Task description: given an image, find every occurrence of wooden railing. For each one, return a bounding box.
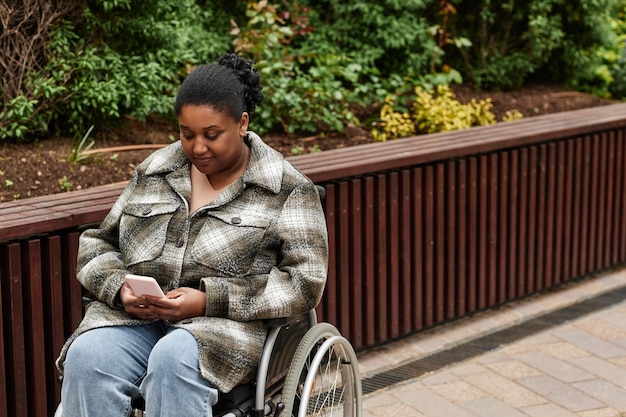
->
[2,102,626,417]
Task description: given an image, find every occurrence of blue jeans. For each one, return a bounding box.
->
[61,322,219,417]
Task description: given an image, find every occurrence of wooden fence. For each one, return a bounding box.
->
[2,102,626,417]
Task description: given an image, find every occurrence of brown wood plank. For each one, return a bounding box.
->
[534,145,547,291]
[613,131,625,263]
[527,147,538,293]
[411,168,424,330]
[517,149,529,297]
[0,245,10,417]
[507,150,519,299]
[42,236,65,406]
[2,243,28,417]
[561,140,575,283]
[579,137,592,275]
[21,239,49,417]
[603,132,615,268]
[64,232,83,332]
[399,170,413,334]
[497,152,508,303]
[363,177,376,345]
[571,138,584,277]
[348,179,364,348]
[424,165,435,326]
[387,172,400,337]
[320,183,336,325]
[544,143,557,288]
[337,181,351,337]
[456,160,468,315]
[552,142,566,285]
[486,154,498,304]
[477,156,489,309]
[445,161,457,319]
[435,163,445,323]
[467,158,479,311]
[375,174,388,340]
[594,134,607,270]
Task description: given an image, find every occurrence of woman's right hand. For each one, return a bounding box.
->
[119,283,159,320]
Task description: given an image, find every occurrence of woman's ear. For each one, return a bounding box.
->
[239,112,249,136]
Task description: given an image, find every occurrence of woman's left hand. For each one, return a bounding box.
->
[142,287,207,322]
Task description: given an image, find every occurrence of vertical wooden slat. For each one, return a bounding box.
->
[553,141,566,285]
[375,174,388,341]
[1,243,28,417]
[561,139,575,283]
[387,172,400,338]
[534,145,547,291]
[497,152,509,303]
[434,164,446,323]
[487,154,498,306]
[21,239,48,417]
[526,147,538,293]
[507,150,519,299]
[594,134,607,270]
[517,149,529,297]
[543,143,557,288]
[337,181,351,338]
[579,137,592,275]
[411,168,424,330]
[445,161,457,319]
[602,133,614,268]
[620,130,626,260]
[571,138,584,278]
[399,170,413,334]
[363,177,376,345]
[319,183,335,325]
[0,246,8,417]
[348,179,364,348]
[613,131,625,263]
[41,236,65,407]
[477,156,488,310]
[467,158,478,312]
[63,232,83,333]
[456,160,468,316]
[424,165,435,326]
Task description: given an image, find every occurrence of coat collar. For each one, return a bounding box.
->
[143,131,284,194]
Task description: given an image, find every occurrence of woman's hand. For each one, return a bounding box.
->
[142,287,207,322]
[119,283,159,320]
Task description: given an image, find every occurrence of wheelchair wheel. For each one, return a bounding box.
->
[281,323,362,417]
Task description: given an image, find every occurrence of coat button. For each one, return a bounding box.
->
[142,208,152,215]
[231,217,242,224]
[175,237,184,247]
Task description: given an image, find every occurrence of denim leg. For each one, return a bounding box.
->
[61,323,165,417]
[141,328,219,417]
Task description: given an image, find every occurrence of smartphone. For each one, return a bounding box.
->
[125,274,165,298]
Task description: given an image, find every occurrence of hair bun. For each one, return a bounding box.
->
[217,53,264,114]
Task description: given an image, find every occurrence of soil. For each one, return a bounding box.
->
[0,83,618,202]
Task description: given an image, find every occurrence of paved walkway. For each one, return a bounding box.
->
[355,267,626,417]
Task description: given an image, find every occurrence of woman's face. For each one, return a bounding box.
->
[178,105,249,180]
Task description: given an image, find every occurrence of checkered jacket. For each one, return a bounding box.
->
[56,132,329,392]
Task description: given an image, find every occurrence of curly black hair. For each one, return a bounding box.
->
[174,53,263,122]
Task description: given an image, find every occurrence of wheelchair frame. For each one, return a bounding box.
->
[56,309,362,417]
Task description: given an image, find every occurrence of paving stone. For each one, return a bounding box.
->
[461,397,529,417]
[461,371,546,408]
[572,379,626,409]
[521,403,578,417]
[365,402,426,417]
[517,375,604,412]
[557,329,626,358]
[514,351,594,383]
[531,341,589,359]
[429,380,488,402]
[565,355,626,387]
[485,359,542,379]
[578,407,622,417]
[394,389,480,417]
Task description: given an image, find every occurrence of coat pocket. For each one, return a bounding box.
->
[120,201,181,266]
[191,211,273,276]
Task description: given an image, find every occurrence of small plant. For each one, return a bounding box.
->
[68,125,97,163]
[58,176,72,192]
[502,109,524,122]
[5,179,14,188]
[371,85,497,141]
[290,146,305,156]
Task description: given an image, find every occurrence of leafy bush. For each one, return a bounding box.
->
[371,86,499,141]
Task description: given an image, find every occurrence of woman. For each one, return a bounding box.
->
[56,53,328,417]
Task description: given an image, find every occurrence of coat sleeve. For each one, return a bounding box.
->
[201,182,329,321]
[75,175,139,308]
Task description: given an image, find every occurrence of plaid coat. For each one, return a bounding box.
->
[56,132,328,392]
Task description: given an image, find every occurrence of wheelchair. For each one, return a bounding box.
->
[55,309,362,417]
